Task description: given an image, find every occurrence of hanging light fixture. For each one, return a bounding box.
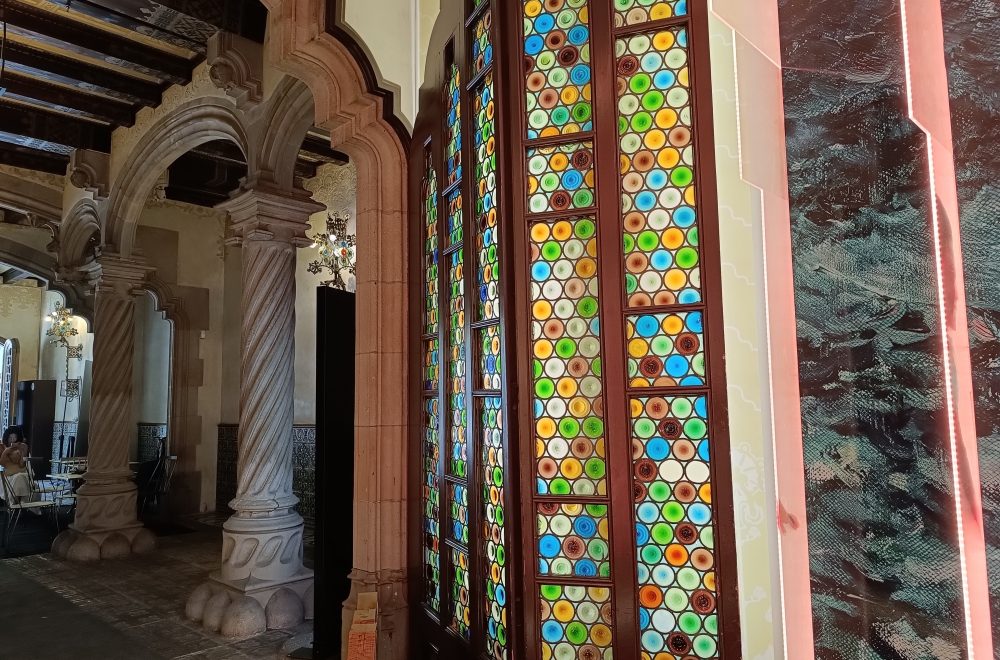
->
[46,302,79,348]
[306,212,356,290]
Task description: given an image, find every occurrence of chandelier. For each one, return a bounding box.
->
[46,302,79,348]
[307,212,356,290]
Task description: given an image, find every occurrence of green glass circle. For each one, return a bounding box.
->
[536,378,555,398]
[651,336,673,356]
[541,172,561,191]
[623,234,635,252]
[642,91,665,111]
[542,241,562,260]
[637,231,660,251]
[677,567,701,590]
[575,219,596,239]
[635,418,657,438]
[693,354,706,376]
[551,107,571,125]
[572,103,592,123]
[588,540,609,560]
[640,544,662,564]
[555,338,577,358]
[583,417,604,439]
[586,504,607,517]
[651,523,673,544]
[671,397,693,417]
[565,622,588,645]
[684,418,707,439]
[665,588,688,611]
[550,478,571,495]
[617,117,629,135]
[676,247,699,269]
[630,73,652,94]
[688,227,699,246]
[559,418,581,437]
[533,359,544,378]
[663,501,685,523]
[578,296,598,317]
[679,612,702,635]
[694,635,717,658]
[671,166,694,187]
[585,458,606,479]
[540,584,562,600]
[704,615,718,635]
[591,358,601,377]
[631,112,653,132]
[625,273,638,293]
[701,526,714,549]
[573,189,594,207]
[649,481,671,502]
[529,109,549,128]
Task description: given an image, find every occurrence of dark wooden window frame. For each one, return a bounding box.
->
[410,1,740,658]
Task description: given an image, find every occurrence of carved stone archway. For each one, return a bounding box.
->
[262,0,411,655]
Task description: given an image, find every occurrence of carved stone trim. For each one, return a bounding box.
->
[69,149,111,198]
[208,32,264,109]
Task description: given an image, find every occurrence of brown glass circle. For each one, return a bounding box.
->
[634,150,655,171]
[579,645,600,660]
[646,398,668,418]
[591,398,604,416]
[543,0,562,10]
[640,356,663,377]
[530,244,540,261]
[565,278,586,296]
[563,535,586,559]
[653,290,677,305]
[567,357,589,377]
[539,600,551,620]
[550,191,571,210]
[618,55,639,76]
[545,30,566,49]
[676,332,700,355]
[524,55,535,75]
[673,439,696,461]
[572,437,594,458]
[539,501,560,515]
[691,589,716,614]
[544,319,564,339]
[527,71,546,91]
[623,172,645,192]
[616,77,628,96]
[674,481,697,503]
[539,458,558,478]
[558,45,579,66]
[635,458,657,482]
[669,126,692,147]
[540,89,560,109]
[691,548,715,570]
[626,253,649,273]
[629,292,652,307]
[633,481,647,502]
[624,212,645,232]
[572,149,593,169]
[600,603,614,624]
[667,633,692,654]
[659,417,682,439]
[675,523,698,544]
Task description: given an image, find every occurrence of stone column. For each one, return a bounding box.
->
[186,184,323,637]
[53,254,156,561]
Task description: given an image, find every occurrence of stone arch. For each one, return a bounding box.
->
[255,75,316,189]
[262,0,410,655]
[0,235,93,323]
[60,199,103,273]
[106,97,252,257]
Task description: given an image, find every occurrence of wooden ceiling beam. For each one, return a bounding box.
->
[0,101,111,151]
[300,134,350,165]
[0,71,134,127]
[46,0,206,52]
[5,1,194,83]
[4,41,164,107]
[0,143,69,176]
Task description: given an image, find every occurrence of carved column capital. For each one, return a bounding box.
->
[95,252,153,297]
[208,31,264,109]
[221,184,325,247]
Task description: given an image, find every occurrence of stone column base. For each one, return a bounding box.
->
[185,569,315,638]
[341,568,409,659]
[51,524,157,561]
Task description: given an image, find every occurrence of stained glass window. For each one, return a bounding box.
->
[481,396,509,658]
[522,0,593,139]
[472,10,494,77]
[527,142,596,214]
[614,0,688,26]
[539,585,614,657]
[446,62,463,186]
[475,73,500,321]
[448,249,468,479]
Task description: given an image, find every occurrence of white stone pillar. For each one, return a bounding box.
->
[52,254,156,561]
[186,185,323,637]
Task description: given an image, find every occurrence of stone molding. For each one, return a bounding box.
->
[68,149,111,199]
[208,32,265,109]
[222,184,325,247]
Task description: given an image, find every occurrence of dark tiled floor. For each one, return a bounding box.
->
[1,530,308,659]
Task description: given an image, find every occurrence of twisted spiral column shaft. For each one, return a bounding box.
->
[232,236,298,514]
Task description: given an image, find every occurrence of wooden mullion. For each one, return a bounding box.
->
[589,0,642,655]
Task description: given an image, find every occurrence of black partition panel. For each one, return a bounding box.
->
[15,379,56,477]
[314,287,356,658]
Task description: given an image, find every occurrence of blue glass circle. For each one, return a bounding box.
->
[689,503,712,525]
[688,311,703,333]
[638,608,651,629]
[539,534,561,558]
[695,395,708,417]
[637,502,659,523]
[542,621,564,643]
[575,560,597,577]
[680,375,703,386]
[674,206,696,227]
[537,477,548,494]
[562,170,583,190]
[573,516,597,538]
[570,64,591,85]
[568,26,589,45]
[534,14,555,33]
[647,169,668,189]
[525,35,544,56]
[654,70,677,89]
[636,315,660,338]
[642,630,665,652]
[665,355,689,378]
[496,585,506,606]
[636,191,657,211]
[532,261,552,281]
[647,438,669,461]
[635,523,650,545]
[697,440,710,461]
[678,289,701,304]
[650,249,673,270]
[533,400,544,417]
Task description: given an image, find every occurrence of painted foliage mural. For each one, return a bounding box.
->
[943,0,1000,639]
[778,0,967,655]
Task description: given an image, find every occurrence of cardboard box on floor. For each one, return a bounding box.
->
[346,592,377,660]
